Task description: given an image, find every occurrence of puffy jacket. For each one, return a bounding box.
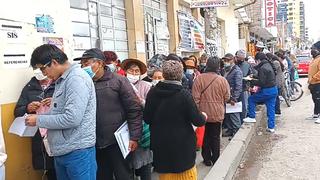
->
[225,65,243,102]
[95,68,143,149]
[14,77,55,170]
[253,60,277,88]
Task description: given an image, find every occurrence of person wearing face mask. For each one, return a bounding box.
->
[15,68,56,180]
[308,41,320,123]
[77,49,143,180]
[151,68,164,86]
[121,58,153,180]
[222,53,243,138]
[103,51,126,76]
[183,58,200,91]
[199,53,208,73]
[14,69,57,180]
[235,50,253,122]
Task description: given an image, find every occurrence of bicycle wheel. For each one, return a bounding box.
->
[290,82,304,101]
[282,86,292,107]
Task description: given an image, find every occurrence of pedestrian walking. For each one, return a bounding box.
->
[244,52,278,133]
[235,50,253,121]
[222,53,243,137]
[122,58,153,180]
[25,44,97,180]
[192,56,230,166]
[308,41,320,122]
[15,69,56,180]
[77,49,143,180]
[144,60,206,180]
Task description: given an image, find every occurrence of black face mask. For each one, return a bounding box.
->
[311,49,320,58]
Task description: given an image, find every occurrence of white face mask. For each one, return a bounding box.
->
[33,69,47,80]
[186,69,195,75]
[127,74,140,84]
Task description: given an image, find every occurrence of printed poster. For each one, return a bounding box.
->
[43,37,64,51]
[36,15,55,33]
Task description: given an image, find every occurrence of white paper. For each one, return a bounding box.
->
[8,116,38,137]
[226,102,243,114]
[114,121,130,158]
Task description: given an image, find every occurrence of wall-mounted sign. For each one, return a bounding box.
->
[35,15,55,33]
[190,0,229,8]
[178,12,205,52]
[265,0,276,27]
[0,22,29,69]
[43,37,64,51]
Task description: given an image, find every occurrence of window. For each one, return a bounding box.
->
[70,0,129,59]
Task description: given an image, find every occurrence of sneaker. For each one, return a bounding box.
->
[315,119,320,124]
[243,117,256,123]
[306,114,319,120]
[266,128,275,133]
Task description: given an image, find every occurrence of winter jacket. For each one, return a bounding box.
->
[192,72,230,123]
[95,68,143,149]
[237,61,253,91]
[225,65,243,102]
[37,64,96,156]
[14,77,55,170]
[308,56,320,85]
[253,60,277,88]
[144,82,205,173]
[273,61,285,88]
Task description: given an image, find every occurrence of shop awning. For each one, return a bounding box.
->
[249,26,274,40]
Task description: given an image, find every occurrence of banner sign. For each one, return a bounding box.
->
[265,0,277,27]
[178,12,205,52]
[190,0,229,8]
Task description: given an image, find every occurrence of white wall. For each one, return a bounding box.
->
[0,0,73,104]
[217,6,240,54]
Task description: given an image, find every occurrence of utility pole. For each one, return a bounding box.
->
[204,7,218,57]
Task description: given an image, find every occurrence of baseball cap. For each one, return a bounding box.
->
[74,48,106,61]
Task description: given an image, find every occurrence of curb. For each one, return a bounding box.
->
[204,106,266,180]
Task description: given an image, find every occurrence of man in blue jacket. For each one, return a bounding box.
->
[25,44,97,180]
[222,53,243,137]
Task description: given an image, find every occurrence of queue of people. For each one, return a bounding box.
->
[16,42,302,180]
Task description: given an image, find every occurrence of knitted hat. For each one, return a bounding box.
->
[163,60,183,81]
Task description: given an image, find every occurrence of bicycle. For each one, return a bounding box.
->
[282,71,304,107]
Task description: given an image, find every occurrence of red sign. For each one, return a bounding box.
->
[265,0,276,27]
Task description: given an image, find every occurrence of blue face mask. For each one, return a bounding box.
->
[106,64,116,72]
[82,66,96,78]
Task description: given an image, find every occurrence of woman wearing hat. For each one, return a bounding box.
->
[183,57,200,91]
[122,59,153,180]
[144,60,206,180]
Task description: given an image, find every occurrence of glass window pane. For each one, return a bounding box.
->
[114,19,126,29]
[71,9,89,23]
[100,16,113,27]
[143,0,152,6]
[72,22,90,36]
[145,7,153,15]
[70,0,88,9]
[152,1,160,9]
[160,3,166,11]
[161,12,167,21]
[153,9,161,18]
[103,40,115,50]
[113,0,125,8]
[113,8,126,19]
[116,51,128,60]
[114,30,127,40]
[102,27,114,39]
[89,2,97,15]
[73,37,91,50]
[99,0,111,4]
[100,4,112,16]
[115,41,128,51]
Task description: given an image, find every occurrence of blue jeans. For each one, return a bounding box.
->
[248,87,278,129]
[54,146,97,180]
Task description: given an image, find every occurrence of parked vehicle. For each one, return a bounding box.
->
[296,55,311,76]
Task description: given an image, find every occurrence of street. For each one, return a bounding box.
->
[234,78,320,180]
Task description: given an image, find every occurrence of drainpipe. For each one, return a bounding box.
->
[234,0,257,11]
